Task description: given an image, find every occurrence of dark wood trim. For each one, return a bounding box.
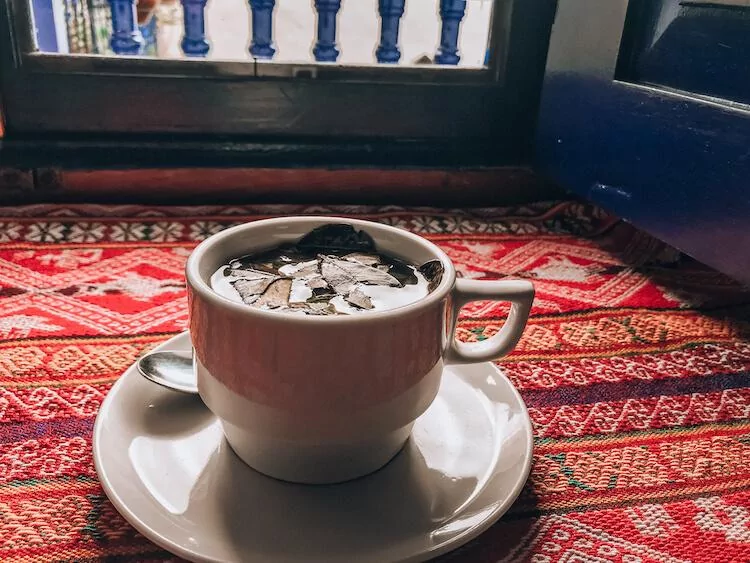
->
[20,52,493,83]
[0,166,563,206]
[3,75,507,138]
[0,135,526,169]
[0,166,31,193]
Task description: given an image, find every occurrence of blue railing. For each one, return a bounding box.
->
[107,0,469,64]
[181,0,210,56]
[109,0,143,54]
[376,0,406,63]
[248,0,276,59]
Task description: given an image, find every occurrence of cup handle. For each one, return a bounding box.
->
[445,278,535,365]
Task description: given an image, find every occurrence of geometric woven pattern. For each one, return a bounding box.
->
[1,200,749,562]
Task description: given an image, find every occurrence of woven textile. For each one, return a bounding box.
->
[1,200,749,562]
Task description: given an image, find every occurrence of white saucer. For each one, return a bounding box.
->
[94,331,533,563]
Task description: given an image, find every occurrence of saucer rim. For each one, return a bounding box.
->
[93,331,534,563]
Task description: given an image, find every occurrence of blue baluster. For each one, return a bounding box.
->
[181,0,210,56]
[248,0,276,59]
[108,0,144,55]
[434,0,466,65]
[376,0,405,63]
[313,0,341,62]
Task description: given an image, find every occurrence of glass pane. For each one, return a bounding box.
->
[617,0,750,106]
[30,0,495,68]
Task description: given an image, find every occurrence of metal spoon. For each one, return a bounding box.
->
[137,350,199,394]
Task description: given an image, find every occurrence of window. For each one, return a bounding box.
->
[0,0,556,167]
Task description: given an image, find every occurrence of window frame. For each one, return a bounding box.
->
[0,0,556,168]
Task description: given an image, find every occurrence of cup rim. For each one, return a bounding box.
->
[185,216,457,324]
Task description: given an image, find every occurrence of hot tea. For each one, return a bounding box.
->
[210,224,444,316]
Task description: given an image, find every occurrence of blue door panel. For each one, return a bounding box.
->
[535,0,750,284]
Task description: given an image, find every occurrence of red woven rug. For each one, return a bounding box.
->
[1,200,749,562]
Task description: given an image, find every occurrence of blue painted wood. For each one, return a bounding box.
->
[180,0,210,56]
[619,2,750,107]
[248,0,276,59]
[31,0,62,52]
[435,0,466,65]
[376,0,405,63]
[536,0,750,284]
[536,74,750,284]
[108,0,144,55]
[313,0,341,62]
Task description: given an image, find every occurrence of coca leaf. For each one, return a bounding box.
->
[343,252,381,266]
[307,285,337,302]
[296,224,376,253]
[418,260,444,292]
[346,288,373,310]
[253,263,283,275]
[279,259,319,279]
[385,258,418,286]
[228,267,278,281]
[230,260,279,276]
[307,275,329,290]
[291,302,336,316]
[320,255,401,294]
[232,278,277,305]
[254,278,293,309]
[249,243,308,270]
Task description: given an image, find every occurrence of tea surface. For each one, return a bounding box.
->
[210,224,444,316]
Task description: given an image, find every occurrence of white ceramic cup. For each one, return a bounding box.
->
[186,217,534,484]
